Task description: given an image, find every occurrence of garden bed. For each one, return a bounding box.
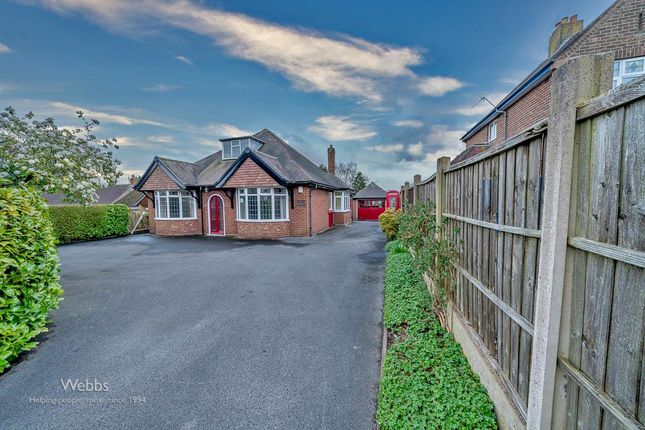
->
[376,241,498,429]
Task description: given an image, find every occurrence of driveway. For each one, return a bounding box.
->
[0,222,386,430]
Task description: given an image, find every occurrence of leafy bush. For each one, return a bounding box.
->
[0,183,63,372]
[377,247,497,430]
[48,204,129,244]
[398,202,458,324]
[379,208,401,241]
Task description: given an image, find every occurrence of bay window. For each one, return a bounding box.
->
[334,191,350,212]
[237,188,288,221]
[155,190,196,219]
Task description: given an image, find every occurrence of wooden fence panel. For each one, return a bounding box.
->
[438,133,545,413]
[399,59,644,430]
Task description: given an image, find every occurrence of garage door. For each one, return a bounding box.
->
[357,199,385,220]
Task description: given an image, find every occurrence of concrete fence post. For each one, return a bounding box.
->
[527,53,613,430]
[413,174,421,205]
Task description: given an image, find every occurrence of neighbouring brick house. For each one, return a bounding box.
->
[135,129,353,239]
[455,0,645,163]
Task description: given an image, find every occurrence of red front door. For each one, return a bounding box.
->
[209,195,224,235]
[328,210,334,228]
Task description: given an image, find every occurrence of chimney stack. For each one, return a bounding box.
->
[129,174,139,186]
[327,145,336,175]
[548,15,583,56]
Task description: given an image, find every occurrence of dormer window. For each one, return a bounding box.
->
[221,137,263,160]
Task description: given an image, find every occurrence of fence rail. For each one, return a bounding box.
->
[400,56,645,429]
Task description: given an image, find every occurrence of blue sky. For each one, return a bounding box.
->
[0,0,610,189]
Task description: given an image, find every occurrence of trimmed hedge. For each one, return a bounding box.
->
[377,241,497,430]
[0,184,63,372]
[48,204,130,244]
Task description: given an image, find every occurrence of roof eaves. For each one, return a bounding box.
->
[134,157,187,190]
[461,62,554,141]
[214,148,288,188]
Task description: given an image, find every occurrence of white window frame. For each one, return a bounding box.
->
[236,187,289,222]
[222,138,263,160]
[488,122,497,142]
[613,56,645,88]
[328,192,333,211]
[333,191,351,212]
[154,190,197,220]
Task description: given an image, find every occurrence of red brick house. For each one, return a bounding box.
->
[135,129,353,239]
[455,0,645,163]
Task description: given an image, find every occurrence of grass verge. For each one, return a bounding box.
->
[376,241,497,429]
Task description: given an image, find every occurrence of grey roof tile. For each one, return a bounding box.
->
[141,128,350,190]
[354,182,386,199]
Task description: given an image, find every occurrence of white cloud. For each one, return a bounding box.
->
[372,143,404,153]
[175,55,192,65]
[202,123,252,138]
[407,142,423,156]
[140,83,181,92]
[0,42,12,54]
[453,92,506,116]
[392,119,423,128]
[426,124,466,148]
[30,0,463,101]
[48,101,166,127]
[309,116,376,141]
[418,76,464,96]
[147,134,174,143]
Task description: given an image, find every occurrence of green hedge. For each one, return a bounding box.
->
[48,204,130,244]
[0,185,63,372]
[377,241,497,430]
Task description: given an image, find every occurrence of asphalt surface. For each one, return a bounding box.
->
[0,222,386,430]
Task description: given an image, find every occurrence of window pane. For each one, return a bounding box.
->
[168,195,180,218]
[274,188,286,194]
[260,195,272,219]
[238,195,247,219]
[613,61,620,76]
[158,196,168,218]
[274,195,286,219]
[247,188,258,195]
[247,195,258,219]
[260,188,272,194]
[625,59,644,74]
[223,143,232,159]
[335,196,342,210]
[181,196,193,218]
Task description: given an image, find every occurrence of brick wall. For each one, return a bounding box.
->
[223,159,279,188]
[464,0,645,149]
[311,189,330,235]
[237,221,290,239]
[333,210,352,225]
[559,0,645,62]
[201,190,238,236]
[140,167,179,190]
[288,187,330,237]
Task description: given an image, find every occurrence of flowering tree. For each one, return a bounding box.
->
[0,106,121,204]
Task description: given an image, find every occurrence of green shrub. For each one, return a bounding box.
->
[379,208,401,241]
[398,202,458,322]
[0,184,63,372]
[48,204,129,244]
[377,246,497,430]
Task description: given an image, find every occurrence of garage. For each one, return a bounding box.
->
[354,182,387,220]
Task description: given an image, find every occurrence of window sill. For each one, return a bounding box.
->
[155,217,198,221]
[333,210,350,213]
[236,219,290,223]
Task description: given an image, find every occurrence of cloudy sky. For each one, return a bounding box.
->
[0,0,609,189]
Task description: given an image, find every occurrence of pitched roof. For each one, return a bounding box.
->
[44,184,141,206]
[136,128,350,190]
[460,0,623,142]
[114,189,145,207]
[354,182,386,199]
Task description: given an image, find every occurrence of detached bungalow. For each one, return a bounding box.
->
[135,129,353,239]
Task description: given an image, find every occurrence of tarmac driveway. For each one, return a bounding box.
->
[0,222,386,430]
